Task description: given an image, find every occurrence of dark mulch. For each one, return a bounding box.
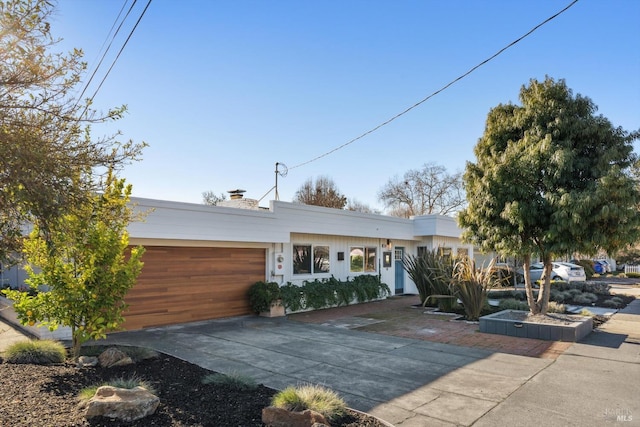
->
[0,352,385,427]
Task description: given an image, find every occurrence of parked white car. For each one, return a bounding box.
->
[525,262,587,283]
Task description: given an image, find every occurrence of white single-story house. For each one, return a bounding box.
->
[1,193,473,332]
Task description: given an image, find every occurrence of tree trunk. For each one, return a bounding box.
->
[535,263,553,315]
[522,254,540,314]
[71,326,81,360]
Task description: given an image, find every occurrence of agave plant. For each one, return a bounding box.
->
[450,258,500,321]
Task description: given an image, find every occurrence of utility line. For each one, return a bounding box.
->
[289,0,579,171]
[76,0,136,106]
[80,0,153,118]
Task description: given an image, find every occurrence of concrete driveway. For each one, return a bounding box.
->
[3,294,638,426]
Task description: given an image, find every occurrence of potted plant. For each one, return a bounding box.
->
[247,281,284,317]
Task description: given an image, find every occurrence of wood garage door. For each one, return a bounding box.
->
[122,246,266,330]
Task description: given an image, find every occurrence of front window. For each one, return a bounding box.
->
[350,246,377,273]
[313,245,330,273]
[293,244,330,275]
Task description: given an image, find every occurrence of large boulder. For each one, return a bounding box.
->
[98,347,133,368]
[84,386,160,422]
[262,406,329,427]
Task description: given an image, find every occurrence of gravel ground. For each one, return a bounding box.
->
[0,351,385,427]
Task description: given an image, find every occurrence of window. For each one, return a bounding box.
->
[350,246,377,273]
[457,247,469,257]
[314,245,330,273]
[293,244,330,275]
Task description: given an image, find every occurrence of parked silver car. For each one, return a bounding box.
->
[526,262,586,283]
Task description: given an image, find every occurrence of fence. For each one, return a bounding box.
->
[625,265,640,274]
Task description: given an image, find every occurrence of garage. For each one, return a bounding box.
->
[122,246,266,330]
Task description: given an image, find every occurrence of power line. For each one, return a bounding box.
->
[289,0,579,171]
[76,0,136,105]
[80,0,153,117]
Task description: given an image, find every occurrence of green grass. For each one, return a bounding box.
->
[78,375,157,402]
[4,339,67,364]
[271,384,346,421]
[202,372,258,390]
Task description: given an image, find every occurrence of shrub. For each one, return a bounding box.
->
[567,288,584,298]
[627,272,640,278]
[271,384,346,421]
[550,289,565,303]
[279,276,389,313]
[602,297,625,308]
[4,339,66,364]
[247,281,281,313]
[552,281,585,292]
[279,282,304,312]
[498,298,529,311]
[202,372,257,390]
[78,376,156,402]
[583,282,611,296]
[572,292,598,304]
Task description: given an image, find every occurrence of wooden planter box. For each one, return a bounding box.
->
[260,300,285,318]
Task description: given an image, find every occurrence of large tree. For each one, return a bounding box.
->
[293,176,347,209]
[0,0,144,263]
[378,163,465,218]
[459,77,640,314]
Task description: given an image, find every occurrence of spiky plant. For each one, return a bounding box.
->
[4,339,67,364]
[402,249,454,308]
[450,258,500,321]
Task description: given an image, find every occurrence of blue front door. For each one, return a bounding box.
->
[394,247,405,294]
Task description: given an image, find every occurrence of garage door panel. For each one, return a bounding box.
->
[122,246,265,330]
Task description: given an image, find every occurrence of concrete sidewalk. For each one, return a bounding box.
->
[1,299,638,426]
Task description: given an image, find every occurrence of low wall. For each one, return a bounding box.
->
[0,296,72,341]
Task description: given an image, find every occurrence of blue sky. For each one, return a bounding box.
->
[52,0,640,211]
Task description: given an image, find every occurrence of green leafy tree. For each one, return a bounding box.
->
[0,0,145,264]
[3,170,145,358]
[458,77,640,314]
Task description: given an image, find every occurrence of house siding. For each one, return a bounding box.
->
[1,197,473,330]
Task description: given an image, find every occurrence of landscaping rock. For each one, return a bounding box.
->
[98,347,133,368]
[84,385,159,422]
[77,356,98,368]
[262,406,329,427]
